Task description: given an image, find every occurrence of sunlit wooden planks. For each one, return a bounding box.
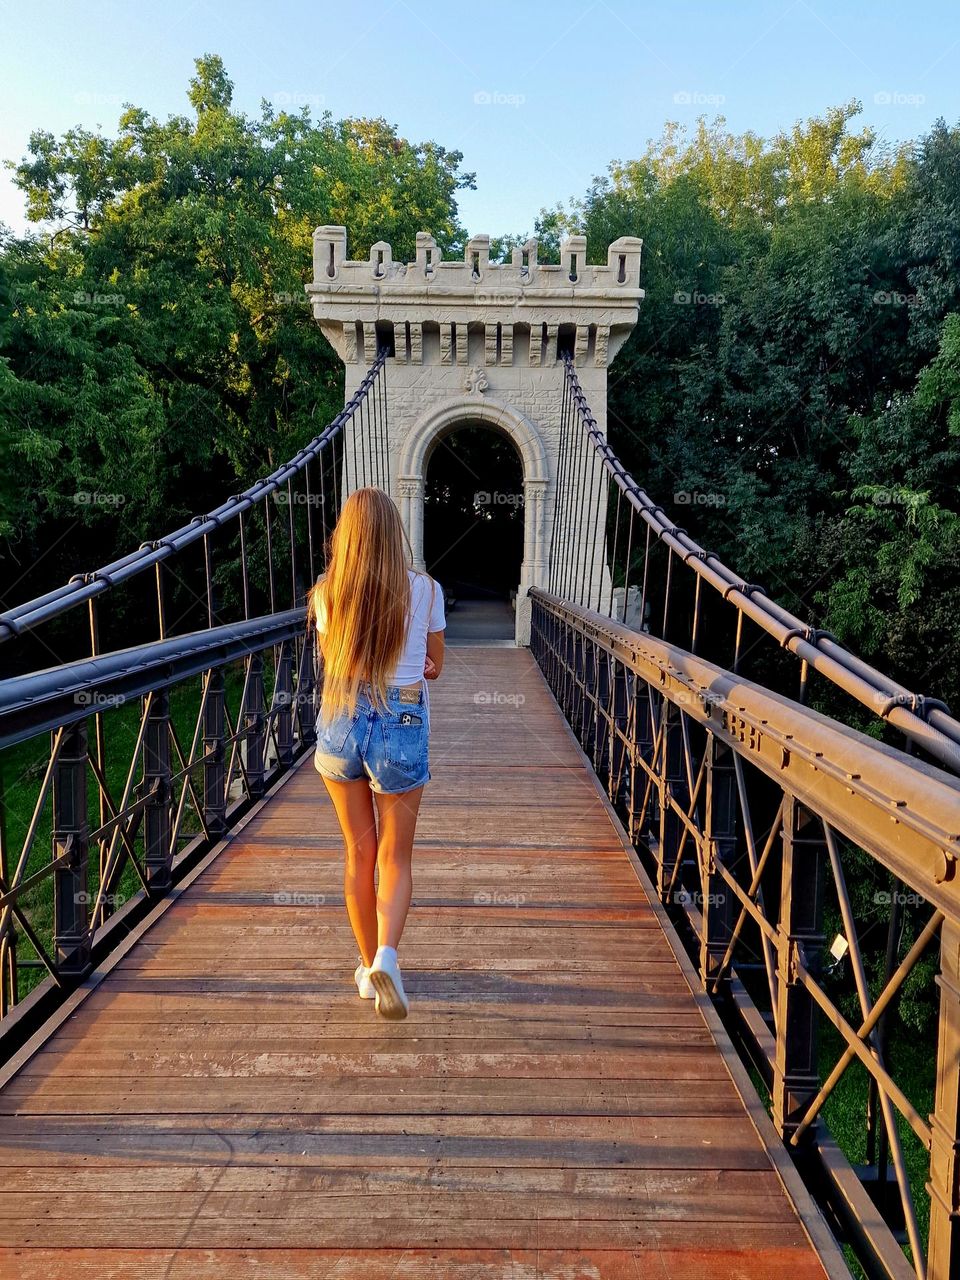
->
[0,646,831,1279]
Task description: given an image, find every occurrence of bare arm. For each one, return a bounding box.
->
[424,629,445,679]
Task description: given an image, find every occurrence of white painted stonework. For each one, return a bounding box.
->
[306,228,644,643]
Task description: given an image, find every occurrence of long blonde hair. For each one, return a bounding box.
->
[306,486,412,722]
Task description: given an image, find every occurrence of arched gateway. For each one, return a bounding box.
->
[307,228,644,643]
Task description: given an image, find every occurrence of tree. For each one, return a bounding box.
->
[1,56,474,624]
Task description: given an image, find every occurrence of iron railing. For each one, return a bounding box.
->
[0,349,389,660]
[0,610,316,1058]
[550,353,960,776]
[0,350,391,1053]
[531,588,960,1280]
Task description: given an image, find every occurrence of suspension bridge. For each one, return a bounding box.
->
[0,231,957,1280]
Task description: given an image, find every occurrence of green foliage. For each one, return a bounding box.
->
[0,54,473,609]
[495,102,960,715]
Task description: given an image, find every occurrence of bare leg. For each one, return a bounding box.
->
[320,776,379,966]
[374,785,424,949]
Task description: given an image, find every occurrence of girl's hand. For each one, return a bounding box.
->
[423,655,437,679]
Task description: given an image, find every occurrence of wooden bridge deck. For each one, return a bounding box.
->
[0,647,837,1279]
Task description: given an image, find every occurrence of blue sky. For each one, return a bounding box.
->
[2,0,958,242]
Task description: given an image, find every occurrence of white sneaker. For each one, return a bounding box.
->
[354,961,376,1000]
[368,945,409,1019]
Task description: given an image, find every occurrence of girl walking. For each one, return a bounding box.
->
[307,486,446,1019]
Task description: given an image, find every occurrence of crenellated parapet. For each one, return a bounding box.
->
[306,227,643,368]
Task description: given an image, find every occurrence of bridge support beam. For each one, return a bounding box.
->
[701,736,736,989]
[929,920,960,1278]
[143,689,173,894]
[275,639,295,768]
[772,796,826,1140]
[202,667,227,838]
[52,720,90,974]
[656,700,686,904]
[243,654,267,800]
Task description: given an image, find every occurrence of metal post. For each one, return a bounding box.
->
[298,632,319,747]
[772,795,825,1139]
[629,683,654,846]
[143,689,173,893]
[928,919,960,1278]
[0,761,15,1014]
[202,667,227,837]
[701,733,736,988]
[608,657,629,806]
[244,653,267,798]
[52,721,90,975]
[656,699,685,903]
[592,644,611,778]
[275,638,295,767]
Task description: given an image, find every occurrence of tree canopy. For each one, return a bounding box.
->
[4,71,960,718]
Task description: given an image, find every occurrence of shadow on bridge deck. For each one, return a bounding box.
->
[0,649,839,1279]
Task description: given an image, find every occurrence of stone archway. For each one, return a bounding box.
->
[395,395,550,643]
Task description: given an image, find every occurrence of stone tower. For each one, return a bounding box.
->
[307,228,643,643]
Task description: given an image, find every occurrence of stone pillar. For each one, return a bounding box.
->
[398,476,426,570]
[516,475,549,645]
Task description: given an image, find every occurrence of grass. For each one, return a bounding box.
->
[819,1020,935,1269]
[734,949,934,1272]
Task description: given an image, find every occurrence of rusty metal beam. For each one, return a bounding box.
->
[531,589,960,919]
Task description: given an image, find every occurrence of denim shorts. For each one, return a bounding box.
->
[313,681,430,794]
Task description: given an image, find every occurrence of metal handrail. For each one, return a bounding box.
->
[530,586,960,1280]
[0,608,319,1050]
[559,352,960,774]
[531,587,960,912]
[0,610,306,749]
[0,349,388,642]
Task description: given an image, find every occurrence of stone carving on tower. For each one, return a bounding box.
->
[463,367,489,395]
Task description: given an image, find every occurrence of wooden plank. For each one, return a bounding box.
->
[0,1246,832,1280]
[0,1076,746,1118]
[0,1218,821,1248]
[0,648,831,1276]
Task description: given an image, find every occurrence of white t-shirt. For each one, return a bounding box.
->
[315,568,446,687]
